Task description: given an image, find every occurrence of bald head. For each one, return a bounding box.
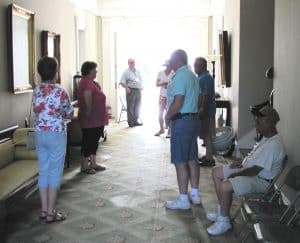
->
[128,58,135,69]
[169,49,188,71]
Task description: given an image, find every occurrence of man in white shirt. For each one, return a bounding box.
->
[206,106,286,236]
[155,60,172,137]
[120,58,143,127]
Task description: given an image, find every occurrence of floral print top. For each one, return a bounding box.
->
[33,83,74,132]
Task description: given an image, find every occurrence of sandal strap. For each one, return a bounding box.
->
[40,211,47,219]
[46,210,66,223]
[81,167,96,174]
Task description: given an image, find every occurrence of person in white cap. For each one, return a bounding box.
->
[155,60,173,137]
[206,106,286,235]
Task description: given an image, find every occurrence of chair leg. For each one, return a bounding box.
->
[118,108,123,123]
[287,207,300,226]
[241,228,253,243]
[235,220,249,238]
[0,200,6,243]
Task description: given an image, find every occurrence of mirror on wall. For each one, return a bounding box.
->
[41,31,61,83]
[7,4,35,94]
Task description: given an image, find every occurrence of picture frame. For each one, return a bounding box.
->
[7,4,35,94]
[219,31,231,87]
[41,31,61,83]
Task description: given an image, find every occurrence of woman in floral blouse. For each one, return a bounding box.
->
[33,57,73,223]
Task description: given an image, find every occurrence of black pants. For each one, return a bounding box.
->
[81,127,104,157]
[126,88,142,126]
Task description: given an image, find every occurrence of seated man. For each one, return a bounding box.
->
[206,106,286,235]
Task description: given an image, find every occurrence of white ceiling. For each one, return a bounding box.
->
[69,0,224,17]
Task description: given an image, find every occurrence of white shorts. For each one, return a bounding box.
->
[223,165,270,196]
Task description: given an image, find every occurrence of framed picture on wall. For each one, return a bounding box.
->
[41,31,61,83]
[7,4,35,94]
[219,31,231,87]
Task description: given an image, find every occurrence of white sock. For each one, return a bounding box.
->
[179,194,189,201]
[218,215,230,222]
[190,187,199,196]
[217,205,221,215]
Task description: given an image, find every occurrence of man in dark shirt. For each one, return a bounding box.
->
[194,57,216,166]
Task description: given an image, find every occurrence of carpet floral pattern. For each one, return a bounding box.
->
[5,123,245,243]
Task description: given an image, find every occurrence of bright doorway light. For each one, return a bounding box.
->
[114,17,208,129]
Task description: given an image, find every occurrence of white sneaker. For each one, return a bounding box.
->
[165,197,191,210]
[188,192,201,205]
[206,212,218,222]
[206,205,220,222]
[207,216,232,235]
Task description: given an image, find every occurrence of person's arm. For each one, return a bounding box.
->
[120,72,131,94]
[156,78,163,87]
[61,90,74,119]
[165,95,184,125]
[121,84,131,94]
[120,82,129,89]
[229,159,243,168]
[228,165,263,178]
[198,95,209,119]
[83,90,92,119]
[198,76,212,119]
[156,79,168,87]
[64,112,74,119]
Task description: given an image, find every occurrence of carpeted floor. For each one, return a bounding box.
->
[4,122,250,243]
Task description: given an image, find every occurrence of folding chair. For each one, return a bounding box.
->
[240,165,300,242]
[232,155,288,223]
[117,93,127,123]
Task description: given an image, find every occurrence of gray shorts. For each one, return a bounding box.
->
[223,165,270,196]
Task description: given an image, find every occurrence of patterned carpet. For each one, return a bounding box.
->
[4,122,247,243]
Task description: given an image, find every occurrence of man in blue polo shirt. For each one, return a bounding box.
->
[194,57,216,166]
[164,49,201,210]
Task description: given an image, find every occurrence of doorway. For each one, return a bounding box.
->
[110,16,209,129]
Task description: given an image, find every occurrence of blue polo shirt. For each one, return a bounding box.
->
[198,70,216,117]
[167,65,199,113]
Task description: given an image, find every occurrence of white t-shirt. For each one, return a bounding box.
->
[157,70,171,97]
[242,134,286,179]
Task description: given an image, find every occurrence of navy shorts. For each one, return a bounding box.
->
[170,115,199,164]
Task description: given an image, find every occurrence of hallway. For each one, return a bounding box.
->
[5,122,242,243]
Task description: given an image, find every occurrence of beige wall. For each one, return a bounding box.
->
[223,0,274,140]
[0,0,100,129]
[274,0,300,165]
[238,0,274,138]
[223,0,240,135]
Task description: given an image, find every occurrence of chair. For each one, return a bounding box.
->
[117,93,127,123]
[240,165,300,242]
[232,155,288,223]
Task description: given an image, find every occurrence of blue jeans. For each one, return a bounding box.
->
[35,131,67,188]
[170,115,199,164]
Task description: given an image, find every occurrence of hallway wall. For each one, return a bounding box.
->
[223,0,240,137]
[274,0,300,166]
[238,0,274,138]
[0,0,100,130]
[223,0,274,140]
